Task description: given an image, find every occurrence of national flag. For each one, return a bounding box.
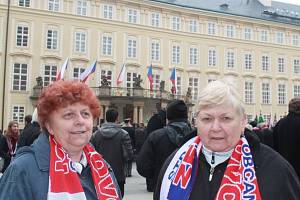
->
[80,61,97,83]
[170,67,177,94]
[147,64,153,92]
[117,63,126,85]
[56,58,69,81]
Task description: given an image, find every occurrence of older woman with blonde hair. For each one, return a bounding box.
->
[155,80,300,200]
[0,80,121,200]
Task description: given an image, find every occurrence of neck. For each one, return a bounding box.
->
[66,149,83,162]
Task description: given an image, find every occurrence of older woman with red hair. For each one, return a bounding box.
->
[0,80,121,200]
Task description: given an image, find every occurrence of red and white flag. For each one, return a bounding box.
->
[117,63,126,86]
[56,58,69,81]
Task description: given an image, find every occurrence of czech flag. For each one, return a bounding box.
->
[56,58,69,81]
[147,64,153,92]
[80,61,97,83]
[170,67,177,94]
[117,63,126,86]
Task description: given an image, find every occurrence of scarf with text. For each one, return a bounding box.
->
[48,135,120,200]
[160,135,262,200]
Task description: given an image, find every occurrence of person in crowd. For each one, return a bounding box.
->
[91,108,133,197]
[253,118,274,149]
[137,100,192,192]
[154,80,300,200]
[0,133,9,174]
[135,123,146,155]
[0,80,121,199]
[143,107,167,191]
[122,118,135,177]
[17,108,41,148]
[24,115,32,128]
[2,121,19,163]
[273,97,300,180]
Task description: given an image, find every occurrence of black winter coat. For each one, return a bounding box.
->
[136,121,192,189]
[17,122,41,149]
[91,122,133,182]
[154,133,300,200]
[273,112,300,180]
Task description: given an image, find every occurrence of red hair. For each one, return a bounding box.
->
[37,80,100,128]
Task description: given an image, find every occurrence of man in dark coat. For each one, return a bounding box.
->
[91,109,133,197]
[17,109,41,149]
[136,100,192,192]
[122,119,135,177]
[273,97,300,180]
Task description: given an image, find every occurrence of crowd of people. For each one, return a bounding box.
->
[0,79,299,199]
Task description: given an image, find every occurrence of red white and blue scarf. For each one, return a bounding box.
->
[48,135,120,200]
[160,135,262,200]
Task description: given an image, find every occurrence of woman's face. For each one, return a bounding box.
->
[45,103,94,153]
[196,104,246,152]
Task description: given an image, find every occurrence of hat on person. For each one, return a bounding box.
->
[166,100,188,121]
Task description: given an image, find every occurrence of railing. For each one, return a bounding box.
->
[31,86,193,103]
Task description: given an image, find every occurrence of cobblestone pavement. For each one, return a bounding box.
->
[123,162,153,200]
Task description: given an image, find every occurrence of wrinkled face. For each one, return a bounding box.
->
[45,103,93,153]
[196,104,246,152]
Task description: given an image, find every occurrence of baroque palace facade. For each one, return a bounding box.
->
[1,0,300,129]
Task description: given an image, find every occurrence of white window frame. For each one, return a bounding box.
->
[151,39,160,61]
[43,64,57,86]
[102,4,113,19]
[189,20,198,33]
[208,48,216,67]
[262,55,269,71]
[292,34,299,46]
[171,16,180,31]
[12,63,28,91]
[172,44,180,64]
[46,28,58,50]
[278,57,285,73]
[244,53,252,70]
[19,0,30,7]
[189,47,198,65]
[244,81,254,104]
[208,22,216,35]
[73,67,85,79]
[261,30,268,42]
[294,59,300,74]
[244,27,252,40]
[276,32,284,44]
[74,31,86,53]
[226,50,235,69]
[150,12,160,27]
[127,37,137,58]
[226,25,235,38]
[16,24,29,47]
[102,34,113,56]
[100,69,112,86]
[278,83,286,105]
[76,0,87,16]
[12,106,25,123]
[128,9,138,24]
[176,76,182,95]
[188,77,199,101]
[294,84,300,97]
[48,0,59,12]
[262,82,271,104]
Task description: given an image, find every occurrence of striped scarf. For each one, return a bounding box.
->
[160,135,262,200]
[48,135,120,200]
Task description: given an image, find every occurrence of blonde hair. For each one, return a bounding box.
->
[197,80,245,116]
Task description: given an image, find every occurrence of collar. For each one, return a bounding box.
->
[202,145,233,168]
[72,152,88,174]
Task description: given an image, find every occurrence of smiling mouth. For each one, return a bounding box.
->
[70,131,86,134]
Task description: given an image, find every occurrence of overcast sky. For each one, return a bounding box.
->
[274,0,300,6]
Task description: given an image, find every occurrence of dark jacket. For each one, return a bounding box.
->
[154,133,300,200]
[136,121,192,189]
[91,122,133,182]
[17,122,41,149]
[146,109,166,138]
[0,132,121,200]
[0,134,10,173]
[273,112,300,180]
